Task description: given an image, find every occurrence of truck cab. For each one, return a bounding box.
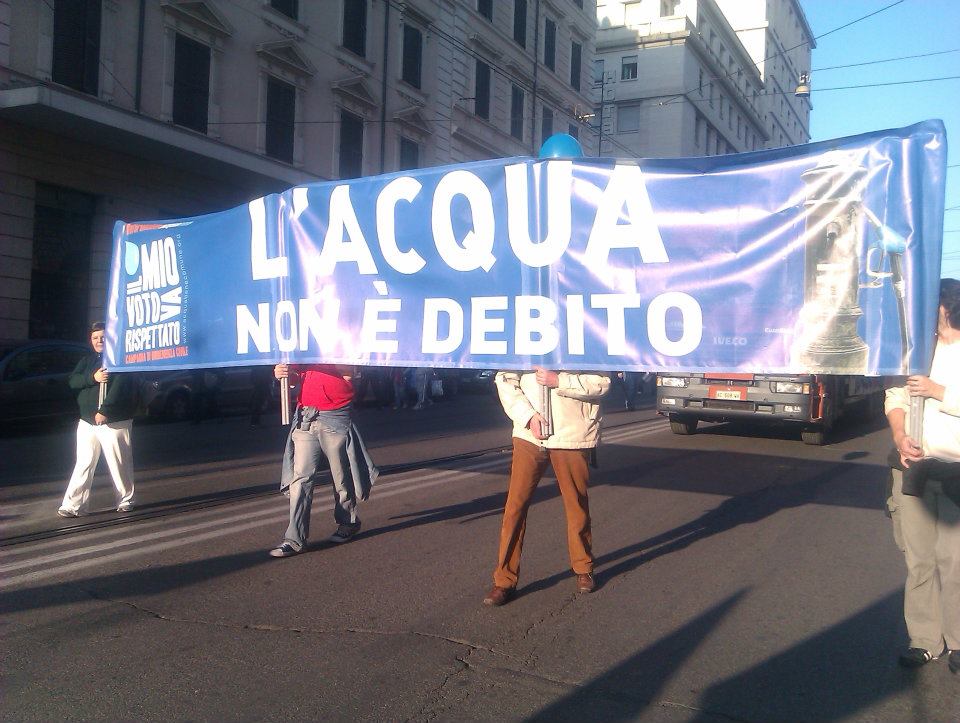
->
[656,372,885,445]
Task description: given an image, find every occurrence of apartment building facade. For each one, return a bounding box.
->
[593,0,813,158]
[0,0,597,342]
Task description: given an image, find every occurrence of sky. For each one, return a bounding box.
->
[800,0,960,278]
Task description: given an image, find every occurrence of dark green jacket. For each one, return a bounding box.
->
[68,353,138,424]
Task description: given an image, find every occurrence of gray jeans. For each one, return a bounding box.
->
[890,468,960,652]
[283,406,358,549]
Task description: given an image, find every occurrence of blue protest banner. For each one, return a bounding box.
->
[104,120,947,376]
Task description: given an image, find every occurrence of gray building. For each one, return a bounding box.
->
[0,0,597,342]
[593,0,813,158]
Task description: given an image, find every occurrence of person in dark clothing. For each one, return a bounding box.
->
[58,322,138,517]
[248,365,274,426]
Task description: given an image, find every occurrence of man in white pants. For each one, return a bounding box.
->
[59,323,137,517]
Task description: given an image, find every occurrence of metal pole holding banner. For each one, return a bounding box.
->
[98,355,107,409]
[281,377,291,426]
[539,382,553,437]
[908,394,924,446]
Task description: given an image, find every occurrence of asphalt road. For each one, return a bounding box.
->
[1,393,957,722]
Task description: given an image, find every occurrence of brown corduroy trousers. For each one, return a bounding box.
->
[493,438,594,589]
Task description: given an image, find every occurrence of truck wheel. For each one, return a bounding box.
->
[801,427,826,445]
[669,416,698,435]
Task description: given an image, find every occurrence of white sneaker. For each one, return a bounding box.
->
[117,502,134,513]
[57,507,80,518]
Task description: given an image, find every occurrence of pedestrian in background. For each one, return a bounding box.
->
[483,367,610,606]
[269,363,378,558]
[390,367,409,409]
[248,365,274,427]
[412,367,433,410]
[884,278,960,673]
[614,371,641,411]
[58,322,137,517]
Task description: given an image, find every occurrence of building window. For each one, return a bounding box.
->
[510,85,524,140]
[270,0,298,20]
[399,136,419,170]
[719,94,724,119]
[618,105,640,133]
[695,115,704,147]
[544,17,556,71]
[573,0,583,8]
[172,33,210,133]
[708,82,714,107]
[52,0,101,95]
[568,123,579,140]
[478,0,493,21]
[339,110,363,178]
[513,0,527,47]
[402,24,423,89]
[594,59,605,85]
[342,0,367,57]
[265,77,295,163]
[474,59,491,120]
[570,41,581,90]
[541,105,553,142]
[621,55,638,81]
[698,67,704,96]
[30,184,95,341]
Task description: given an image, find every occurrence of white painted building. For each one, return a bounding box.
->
[0,0,597,342]
[593,0,812,158]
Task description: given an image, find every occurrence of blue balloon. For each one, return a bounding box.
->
[538,133,583,159]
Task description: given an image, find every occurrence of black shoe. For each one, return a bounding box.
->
[949,650,959,674]
[328,522,361,544]
[269,542,301,558]
[898,647,941,668]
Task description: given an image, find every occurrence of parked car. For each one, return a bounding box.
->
[140,366,278,421]
[0,339,90,430]
[455,368,497,394]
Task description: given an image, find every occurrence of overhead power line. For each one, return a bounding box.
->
[659,0,907,109]
[812,48,960,72]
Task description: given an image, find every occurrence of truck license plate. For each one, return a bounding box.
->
[714,389,743,400]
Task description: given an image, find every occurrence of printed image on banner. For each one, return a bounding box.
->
[119,223,190,365]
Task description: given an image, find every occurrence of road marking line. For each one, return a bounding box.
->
[1,420,670,586]
[0,457,510,583]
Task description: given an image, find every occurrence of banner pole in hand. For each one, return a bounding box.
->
[539,381,553,437]
[281,377,290,426]
[908,394,923,446]
[97,355,107,408]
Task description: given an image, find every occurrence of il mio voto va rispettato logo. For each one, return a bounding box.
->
[122,225,188,363]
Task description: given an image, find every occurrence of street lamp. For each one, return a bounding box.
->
[795,72,811,99]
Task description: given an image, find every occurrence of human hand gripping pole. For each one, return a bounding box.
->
[275,363,291,425]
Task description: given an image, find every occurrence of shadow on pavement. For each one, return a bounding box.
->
[0,550,272,616]
[527,590,748,721]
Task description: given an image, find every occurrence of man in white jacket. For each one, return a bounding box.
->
[885,278,960,672]
[484,367,610,606]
